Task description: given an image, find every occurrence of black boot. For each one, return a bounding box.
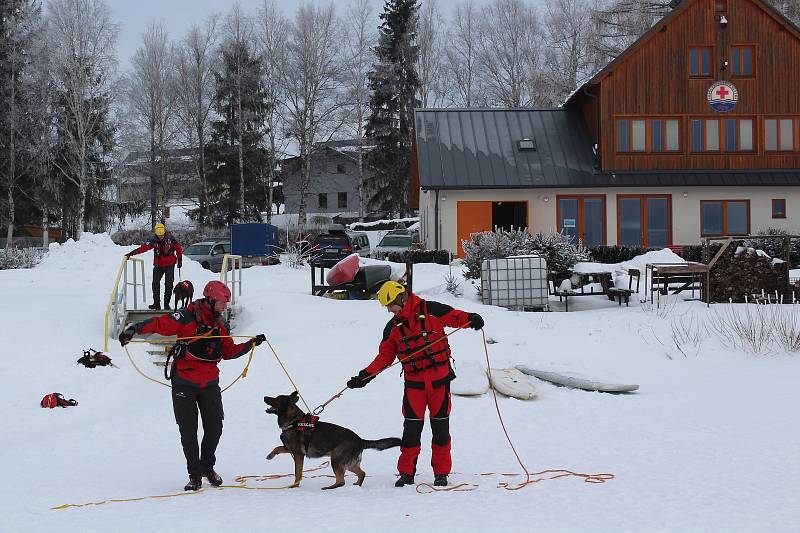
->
[164,291,172,310]
[394,473,415,487]
[184,475,202,491]
[205,468,223,487]
[434,474,448,487]
[148,299,161,310]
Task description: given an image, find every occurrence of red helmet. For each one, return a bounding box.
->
[203,281,231,303]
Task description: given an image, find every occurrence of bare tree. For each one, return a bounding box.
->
[444,0,481,107]
[221,2,256,222]
[256,0,289,223]
[341,0,376,220]
[592,0,670,62]
[127,21,177,225]
[542,0,596,105]
[416,0,445,108]
[476,0,542,107]
[282,2,344,229]
[46,0,118,239]
[174,15,219,225]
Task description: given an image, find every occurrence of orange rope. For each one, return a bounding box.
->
[479,329,615,490]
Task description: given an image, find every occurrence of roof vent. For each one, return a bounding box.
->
[518,138,536,151]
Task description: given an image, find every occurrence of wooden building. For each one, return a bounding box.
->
[416,0,800,255]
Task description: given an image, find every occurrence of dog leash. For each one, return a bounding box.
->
[312,326,469,415]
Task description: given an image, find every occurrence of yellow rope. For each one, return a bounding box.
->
[123,335,256,393]
[263,338,312,412]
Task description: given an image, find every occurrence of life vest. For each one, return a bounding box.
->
[395,300,451,375]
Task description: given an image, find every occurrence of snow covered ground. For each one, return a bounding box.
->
[2,234,799,532]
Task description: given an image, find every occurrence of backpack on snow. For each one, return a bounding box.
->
[77,348,114,368]
[41,393,78,408]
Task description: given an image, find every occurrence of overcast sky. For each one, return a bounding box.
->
[106,0,547,72]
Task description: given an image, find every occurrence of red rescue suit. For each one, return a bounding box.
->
[131,300,252,388]
[363,292,470,476]
[128,235,183,268]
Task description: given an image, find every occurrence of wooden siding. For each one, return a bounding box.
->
[594,0,800,171]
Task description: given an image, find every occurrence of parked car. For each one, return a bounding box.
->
[372,230,417,259]
[312,225,371,266]
[183,240,231,272]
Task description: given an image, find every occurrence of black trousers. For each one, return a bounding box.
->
[152,264,175,306]
[172,383,224,476]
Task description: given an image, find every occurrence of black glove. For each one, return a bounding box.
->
[177,260,182,268]
[347,370,373,389]
[124,252,131,259]
[468,313,484,330]
[118,325,136,346]
[252,334,266,346]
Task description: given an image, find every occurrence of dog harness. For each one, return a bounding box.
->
[281,413,319,452]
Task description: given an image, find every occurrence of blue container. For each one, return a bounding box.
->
[230,223,279,257]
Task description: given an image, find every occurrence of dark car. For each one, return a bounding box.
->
[312,226,371,266]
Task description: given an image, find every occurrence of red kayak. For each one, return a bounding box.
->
[326,253,361,285]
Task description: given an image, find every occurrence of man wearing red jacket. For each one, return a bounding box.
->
[119,280,266,491]
[347,281,484,488]
[125,223,183,310]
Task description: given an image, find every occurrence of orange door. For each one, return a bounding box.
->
[456,201,493,257]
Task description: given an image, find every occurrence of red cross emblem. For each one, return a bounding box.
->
[715,86,729,99]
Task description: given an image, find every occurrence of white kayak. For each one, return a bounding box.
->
[515,365,639,393]
[451,362,489,396]
[488,368,538,400]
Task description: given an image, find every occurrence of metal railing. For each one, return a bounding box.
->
[104,256,146,351]
[220,254,243,305]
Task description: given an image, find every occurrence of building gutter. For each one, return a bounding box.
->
[434,189,440,250]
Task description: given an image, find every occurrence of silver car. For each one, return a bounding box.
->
[372,231,416,260]
[183,240,231,272]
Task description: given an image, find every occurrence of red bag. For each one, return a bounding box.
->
[41,393,78,408]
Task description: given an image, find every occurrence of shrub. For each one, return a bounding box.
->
[462,228,590,279]
[743,227,800,264]
[111,228,227,247]
[0,247,46,269]
[589,245,649,264]
[386,249,451,265]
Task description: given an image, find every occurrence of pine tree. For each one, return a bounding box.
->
[365,0,420,217]
[204,39,268,225]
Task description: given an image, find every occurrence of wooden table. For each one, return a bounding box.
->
[645,262,709,307]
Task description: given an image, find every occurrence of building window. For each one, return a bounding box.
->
[731,46,755,77]
[691,117,753,152]
[772,199,786,219]
[318,193,327,209]
[723,118,754,151]
[618,117,680,153]
[557,195,606,246]
[701,200,750,236]
[617,195,672,248]
[338,192,347,209]
[689,46,712,78]
[765,118,795,151]
[336,163,346,174]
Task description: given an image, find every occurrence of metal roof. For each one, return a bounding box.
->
[415,108,599,190]
[415,108,800,189]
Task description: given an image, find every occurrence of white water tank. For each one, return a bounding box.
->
[481,255,549,311]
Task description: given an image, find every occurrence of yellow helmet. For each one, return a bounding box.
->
[377,281,406,307]
[154,223,166,237]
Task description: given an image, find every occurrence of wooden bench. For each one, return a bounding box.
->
[600,268,641,306]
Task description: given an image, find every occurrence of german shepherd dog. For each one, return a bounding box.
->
[264,391,401,489]
[173,280,194,309]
